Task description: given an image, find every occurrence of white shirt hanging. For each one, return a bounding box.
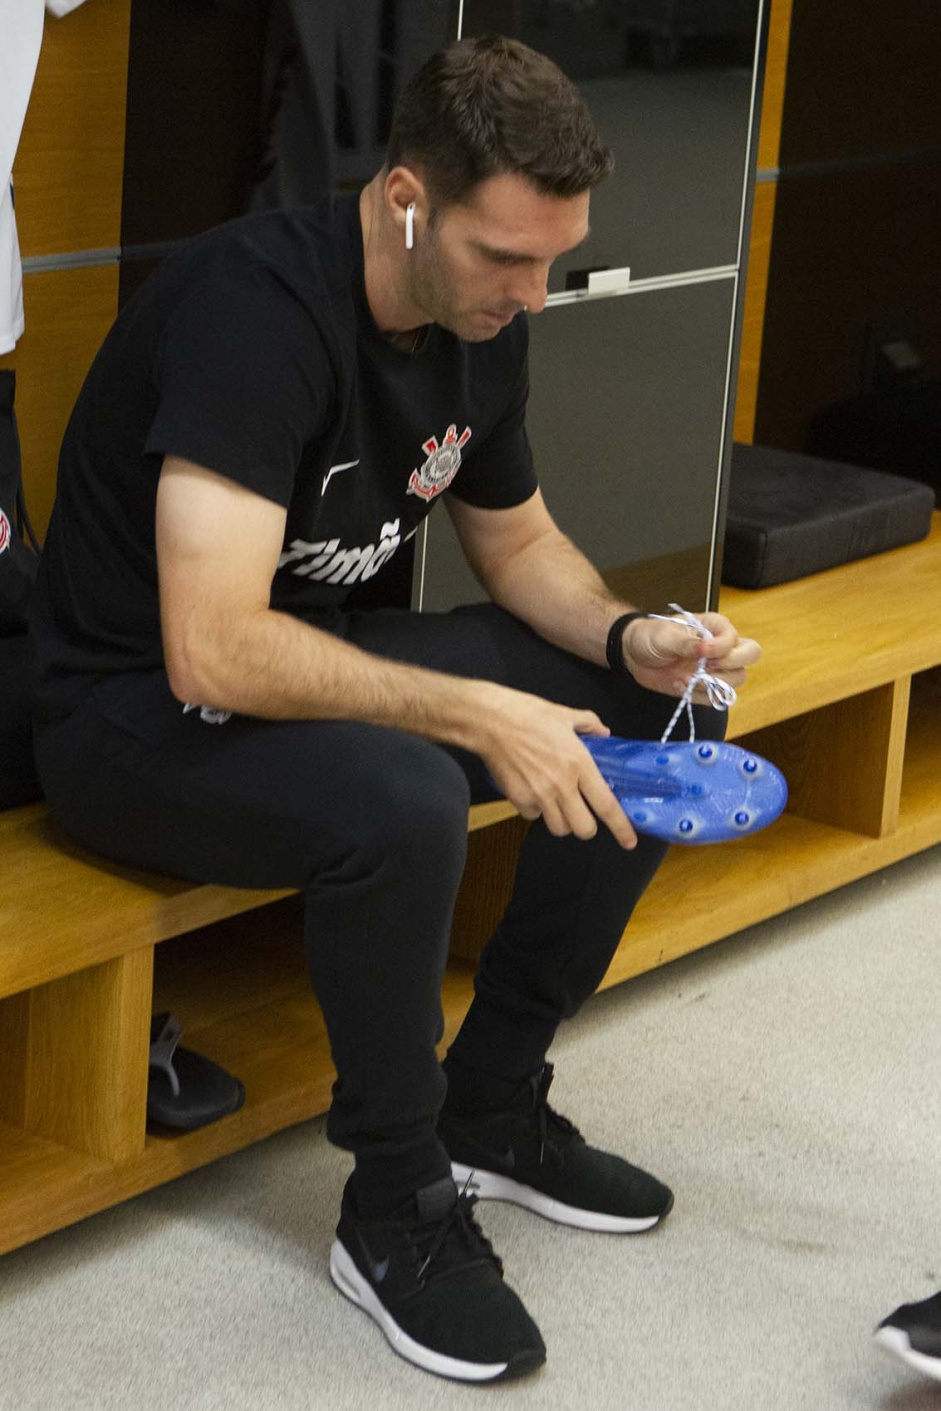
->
[0,0,90,353]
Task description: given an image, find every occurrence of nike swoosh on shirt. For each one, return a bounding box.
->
[321,458,360,496]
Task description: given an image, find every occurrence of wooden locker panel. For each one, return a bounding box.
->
[734,178,776,444]
[756,0,792,172]
[0,265,121,540]
[12,0,132,258]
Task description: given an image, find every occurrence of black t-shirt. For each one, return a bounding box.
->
[31,192,538,715]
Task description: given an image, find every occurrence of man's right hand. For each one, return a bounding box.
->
[469,683,638,849]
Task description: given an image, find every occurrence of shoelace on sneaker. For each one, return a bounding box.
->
[412,1187,502,1282]
[530,1063,582,1168]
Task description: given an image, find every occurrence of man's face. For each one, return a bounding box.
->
[407,171,590,341]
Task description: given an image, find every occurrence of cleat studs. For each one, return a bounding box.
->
[742,758,758,774]
[678,819,695,834]
[734,811,750,827]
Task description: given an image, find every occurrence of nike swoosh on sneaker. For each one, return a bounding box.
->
[354,1229,390,1284]
[471,1144,516,1174]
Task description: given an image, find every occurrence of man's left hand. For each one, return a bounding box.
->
[621,612,761,701]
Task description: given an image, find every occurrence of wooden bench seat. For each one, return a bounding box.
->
[1,516,940,1255]
[0,797,517,1001]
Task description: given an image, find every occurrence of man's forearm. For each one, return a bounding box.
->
[166,603,495,750]
[481,526,638,668]
[166,600,644,847]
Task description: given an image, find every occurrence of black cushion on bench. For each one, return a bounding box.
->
[721,443,935,590]
[0,634,41,810]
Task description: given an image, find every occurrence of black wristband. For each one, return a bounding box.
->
[605,611,649,675]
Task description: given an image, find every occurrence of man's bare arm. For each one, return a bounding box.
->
[157,457,470,728]
[446,488,761,696]
[155,457,639,847]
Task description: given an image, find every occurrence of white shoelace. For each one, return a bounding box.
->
[646,603,737,743]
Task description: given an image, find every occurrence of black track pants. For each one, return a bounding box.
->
[34,604,725,1197]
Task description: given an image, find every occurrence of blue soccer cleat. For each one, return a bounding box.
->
[583,735,787,845]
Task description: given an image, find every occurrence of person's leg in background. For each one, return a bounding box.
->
[876,1290,941,1382]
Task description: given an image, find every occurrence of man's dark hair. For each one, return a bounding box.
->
[387,34,613,206]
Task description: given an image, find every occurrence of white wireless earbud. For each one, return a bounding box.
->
[405,202,416,251]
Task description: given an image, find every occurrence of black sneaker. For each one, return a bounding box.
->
[438,1063,674,1234]
[875,1289,941,1381]
[329,1174,546,1382]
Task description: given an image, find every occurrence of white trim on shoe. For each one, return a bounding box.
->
[329,1238,511,1383]
[452,1161,663,1233]
[874,1325,941,1382]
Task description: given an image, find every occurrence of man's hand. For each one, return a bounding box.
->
[471,684,639,850]
[621,612,761,701]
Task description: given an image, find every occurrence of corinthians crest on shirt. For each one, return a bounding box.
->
[407,424,472,501]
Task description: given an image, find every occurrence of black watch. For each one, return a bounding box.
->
[605,611,649,676]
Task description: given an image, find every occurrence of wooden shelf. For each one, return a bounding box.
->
[718,517,941,736]
[0,949,477,1255]
[899,667,941,838]
[600,660,941,992]
[0,805,294,1000]
[0,1122,112,1253]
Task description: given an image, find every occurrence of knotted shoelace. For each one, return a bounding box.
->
[646,602,737,743]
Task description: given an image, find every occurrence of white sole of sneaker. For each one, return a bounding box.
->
[452,1162,666,1233]
[329,1238,516,1382]
[874,1325,941,1381]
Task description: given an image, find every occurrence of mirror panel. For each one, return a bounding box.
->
[417,278,736,614]
[460,0,761,290]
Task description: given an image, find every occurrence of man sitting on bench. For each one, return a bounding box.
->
[30,35,759,1383]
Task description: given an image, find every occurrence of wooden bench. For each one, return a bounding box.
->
[2,515,940,1256]
[0,795,517,1255]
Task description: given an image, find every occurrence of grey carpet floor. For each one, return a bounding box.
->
[2,845,940,1411]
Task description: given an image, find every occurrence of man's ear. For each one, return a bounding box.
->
[385,166,428,246]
